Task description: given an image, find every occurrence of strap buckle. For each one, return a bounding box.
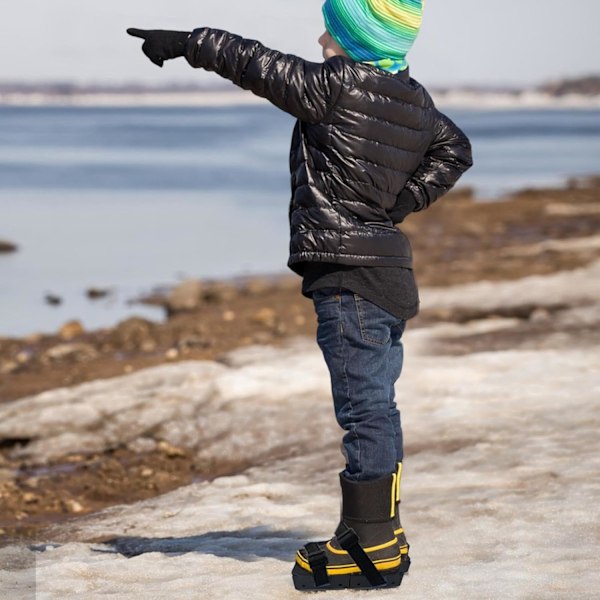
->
[305,542,329,587]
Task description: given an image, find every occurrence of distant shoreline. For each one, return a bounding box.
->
[1,89,599,110]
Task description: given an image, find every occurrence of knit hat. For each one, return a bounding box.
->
[322,0,425,73]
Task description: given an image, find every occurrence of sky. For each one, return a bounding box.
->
[0,0,598,88]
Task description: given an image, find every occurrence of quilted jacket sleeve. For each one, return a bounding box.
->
[388,109,474,224]
[185,28,344,124]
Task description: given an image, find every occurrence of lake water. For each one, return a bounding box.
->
[1,105,599,337]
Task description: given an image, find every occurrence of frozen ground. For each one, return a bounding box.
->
[1,262,599,599]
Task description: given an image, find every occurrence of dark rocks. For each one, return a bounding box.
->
[1,360,20,375]
[201,281,238,303]
[114,317,158,352]
[165,279,204,315]
[42,343,99,363]
[0,240,18,253]
[58,320,85,341]
[44,294,62,306]
[176,336,212,352]
[86,287,112,300]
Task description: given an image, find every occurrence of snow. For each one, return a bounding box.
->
[419,255,600,313]
[1,261,600,599]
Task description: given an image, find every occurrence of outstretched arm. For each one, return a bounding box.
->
[184,28,344,123]
[127,27,345,124]
[388,110,474,224]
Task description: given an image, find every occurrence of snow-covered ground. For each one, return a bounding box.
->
[1,261,599,599]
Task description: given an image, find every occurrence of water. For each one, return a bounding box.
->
[1,105,599,337]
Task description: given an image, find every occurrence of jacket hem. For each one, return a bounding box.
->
[287,253,413,276]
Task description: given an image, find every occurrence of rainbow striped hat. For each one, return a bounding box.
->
[322,0,425,73]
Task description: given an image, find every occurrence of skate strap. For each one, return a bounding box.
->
[305,542,329,587]
[337,525,386,587]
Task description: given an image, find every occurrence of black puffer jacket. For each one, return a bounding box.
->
[185,28,473,276]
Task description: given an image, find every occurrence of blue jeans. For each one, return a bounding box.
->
[312,286,407,481]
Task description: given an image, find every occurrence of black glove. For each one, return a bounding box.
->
[127,28,191,67]
[387,189,418,224]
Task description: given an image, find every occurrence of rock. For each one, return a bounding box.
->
[140,467,154,478]
[127,438,157,454]
[58,320,85,341]
[62,499,84,514]
[165,348,179,360]
[86,287,111,300]
[15,350,33,364]
[115,317,156,352]
[140,340,157,353]
[24,332,43,343]
[222,310,236,322]
[0,351,329,465]
[177,336,211,351]
[294,314,306,326]
[132,290,168,307]
[157,441,186,458]
[0,360,19,375]
[43,343,98,363]
[240,277,272,296]
[44,293,62,306]
[22,491,38,504]
[251,307,278,329]
[0,239,18,253]
[166,279,204,314]
[202,282,238,303]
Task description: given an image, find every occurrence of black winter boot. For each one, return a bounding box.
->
[292,472,410,591]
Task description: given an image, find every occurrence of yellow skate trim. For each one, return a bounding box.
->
[325,536,398,555]
[295,551,402,576]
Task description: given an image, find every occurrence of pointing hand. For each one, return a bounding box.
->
[127,28,191,67]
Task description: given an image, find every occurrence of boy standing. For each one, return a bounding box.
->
[128,0,472,591]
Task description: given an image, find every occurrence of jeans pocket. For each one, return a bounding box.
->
[353,293,399,345]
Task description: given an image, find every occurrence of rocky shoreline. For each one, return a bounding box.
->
[1,177,599,542]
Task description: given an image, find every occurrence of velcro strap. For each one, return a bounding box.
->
[337,526,386,587]
[305,542,329,587]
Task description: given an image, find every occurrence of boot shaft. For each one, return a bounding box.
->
[340,472,396,523]
[336,472,397,549]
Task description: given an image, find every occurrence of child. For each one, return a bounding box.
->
[128,0,472,591]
